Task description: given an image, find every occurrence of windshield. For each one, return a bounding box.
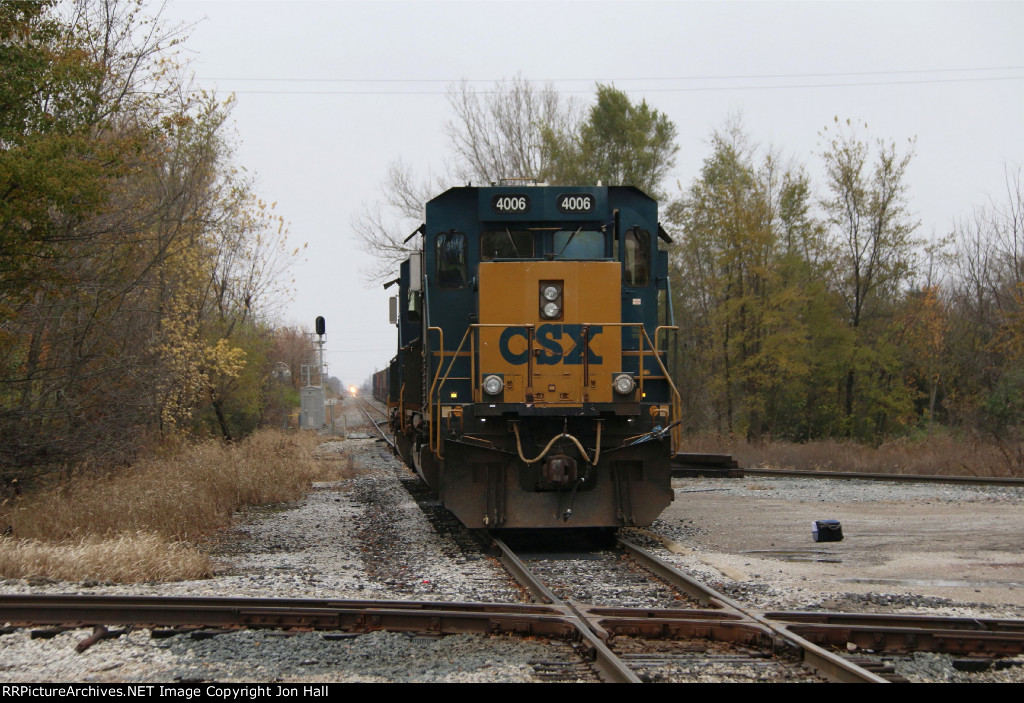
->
[553,230,604,260]
[482,230,533,260]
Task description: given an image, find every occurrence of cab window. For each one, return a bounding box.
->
[436,231,468,288]
[554,229,604,260]
[481,230,533,260]
[623,228,650,286]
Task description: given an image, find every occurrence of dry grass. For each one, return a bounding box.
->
[0,533,212,582]
[678,433,1024,477]
[0,429,340,582]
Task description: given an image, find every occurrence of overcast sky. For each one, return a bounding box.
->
[161,0,1024,388]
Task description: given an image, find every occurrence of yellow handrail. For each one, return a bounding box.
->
[640,327,682,453]
[426,321,683,458]
[654,325,679,355]
[429,326,472,458]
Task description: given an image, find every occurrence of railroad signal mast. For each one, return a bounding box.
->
[300,316,327,429]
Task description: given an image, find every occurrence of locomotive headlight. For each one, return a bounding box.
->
[482,374,504,396]
[613,374,636,395]
[539,281,563,319]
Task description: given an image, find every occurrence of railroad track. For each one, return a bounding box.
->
[4,508,1024,681]
[3,395,1017,681]
[672,453,1024,487]
[486,532,883,682]
[483,532,1024,682]
[739,467,1024,487]
[351,394,396,453]
[7,550,1024,683]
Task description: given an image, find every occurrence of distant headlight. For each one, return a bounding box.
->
[613,374,636,395]
[483,374,504,396]
[541,301,561,318]
[542,284,560,301]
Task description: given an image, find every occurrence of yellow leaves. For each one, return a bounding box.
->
[203,338,247,379]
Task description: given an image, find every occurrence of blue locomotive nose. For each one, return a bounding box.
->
[381,185,677,528]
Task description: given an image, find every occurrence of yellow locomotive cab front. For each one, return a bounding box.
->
[477,260,622,406]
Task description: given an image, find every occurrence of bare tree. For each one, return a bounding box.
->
[446,75,580,184]
[353,77,581,285]
[351,159,449,285]
[944,165,1024,470]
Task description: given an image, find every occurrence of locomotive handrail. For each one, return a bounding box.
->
[397,383,406,432]
[426,325,447,456]
[583,321,681,452]
[640,327,682,453]
[430,324,527,458]
[654,324,680,449]
[429,325,477,458]
[466,323,537,400]
[581,321,681,451]
[654,325,679,355]
[428,321,682,458]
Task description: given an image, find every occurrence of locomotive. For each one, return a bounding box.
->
[379,184,681,529]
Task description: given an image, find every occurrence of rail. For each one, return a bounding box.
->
[616,537,888,683]
[480,533,892,683]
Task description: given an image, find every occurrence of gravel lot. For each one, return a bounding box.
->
[644,475,1024,617]
[3,397,1024,682]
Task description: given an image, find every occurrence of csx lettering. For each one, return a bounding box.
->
[498,324,602,365]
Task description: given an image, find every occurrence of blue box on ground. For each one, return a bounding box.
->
[812,519,843,542]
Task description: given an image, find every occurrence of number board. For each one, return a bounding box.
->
[478,188,605,221]
[556,193,596,214]
[490,193,531,215]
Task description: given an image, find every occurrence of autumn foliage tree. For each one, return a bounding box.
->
[820,119,920,438]
[0,0,297,483]
[669,117,1024,462]
[667,123,840,441]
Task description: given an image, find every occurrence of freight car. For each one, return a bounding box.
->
[382,184,680,529]
[372,367,388,404]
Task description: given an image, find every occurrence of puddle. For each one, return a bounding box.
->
[838,577,1024,588]
[742,549,842,563]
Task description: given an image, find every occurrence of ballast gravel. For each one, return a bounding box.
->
[0,627,583,683]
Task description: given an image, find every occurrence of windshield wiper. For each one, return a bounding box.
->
[556,226,583,258]
[504,227,521,258]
